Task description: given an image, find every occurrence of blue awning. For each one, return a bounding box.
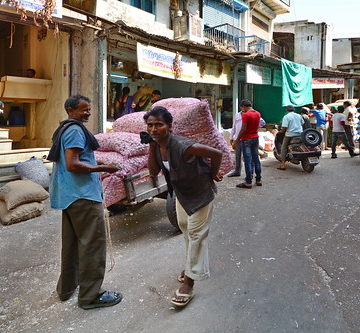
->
[233,0,249,12]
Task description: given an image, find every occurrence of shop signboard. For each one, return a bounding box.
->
[137,43,197,82]
[246,64,272,85]
[137,43,230,85]
[15,0,63,18]
[273,69,282,87]
[312,78,345,89]
[197,58,231,85]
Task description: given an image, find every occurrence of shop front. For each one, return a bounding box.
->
[312,78,345,104]
[105,39,233,130]
[0,19,70,149]
[244,62,285,124]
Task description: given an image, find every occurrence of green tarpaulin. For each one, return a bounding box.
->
[281,59,313,107]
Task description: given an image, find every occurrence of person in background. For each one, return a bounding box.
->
[310,104,329,150]
[232,99,262,188]
[300,107,311,129]
[330,105,358,158]
[278,105,304,170]
[144,106,223,307]
[26,68,36,78]
[48,94,123,310]
[228,110,265,178]
[114,87,134,120]
[308,103,317,129]
[343,100,357,149]
[135,90,161,112]
[0,101,5,126]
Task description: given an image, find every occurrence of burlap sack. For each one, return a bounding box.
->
[0,180,49,211]
[133,85,154,104]
[0,200,44,225]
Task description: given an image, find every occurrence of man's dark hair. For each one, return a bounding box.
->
[301,107,309,114]
[143,106,172,124]
[316,103,324,109]
[337,105,345,113]
[152,90,161,96]
[122,87,130,95]
[343,100,351,107]
[64,94,91,113]
[240,99,252,107]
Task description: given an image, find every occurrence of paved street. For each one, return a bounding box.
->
[1,151,360,333]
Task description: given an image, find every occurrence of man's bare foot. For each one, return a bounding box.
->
[178,275,194,295]
[177,270,185,283]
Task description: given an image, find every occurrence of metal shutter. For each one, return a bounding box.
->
[203,0,240,28]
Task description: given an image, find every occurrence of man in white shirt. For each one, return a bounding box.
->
[343,100,357,148]
[330,105,358,158]
[228,111,265,177]
[278,105,304,170]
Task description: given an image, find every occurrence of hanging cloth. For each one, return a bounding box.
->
[281,59,313,107]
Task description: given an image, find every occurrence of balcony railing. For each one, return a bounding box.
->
[204,24,270,55]
[242,35,270,55]
[204,23,246,52]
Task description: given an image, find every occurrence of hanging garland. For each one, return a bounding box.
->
[173,52,182,79]
[1,0,58,33]
[198,57,206,78]
[34,0,59,33]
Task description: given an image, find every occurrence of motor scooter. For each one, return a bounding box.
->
[273,128,322,173]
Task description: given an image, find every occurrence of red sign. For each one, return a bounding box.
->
[312,78,345,89]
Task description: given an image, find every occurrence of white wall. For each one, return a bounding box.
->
[294,24,322,68]
[275,21,333,68]
[250,9,273,42]
[96,0,174,38]
[333,39,352,66]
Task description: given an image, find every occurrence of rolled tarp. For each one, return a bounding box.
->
[281,59,313,107]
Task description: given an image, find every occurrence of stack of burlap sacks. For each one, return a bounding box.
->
[0,157,50,225]
[96,97,233,207]
[0,179,49,225]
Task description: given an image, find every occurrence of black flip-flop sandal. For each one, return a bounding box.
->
[79,291,123,310]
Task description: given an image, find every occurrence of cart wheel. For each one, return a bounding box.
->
[166,193,180,231]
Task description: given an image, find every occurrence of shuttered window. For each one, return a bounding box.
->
[203,0,240,28]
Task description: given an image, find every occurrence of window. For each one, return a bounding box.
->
[131,0,155,14]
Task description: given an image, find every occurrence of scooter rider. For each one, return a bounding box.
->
[278,105,304,170]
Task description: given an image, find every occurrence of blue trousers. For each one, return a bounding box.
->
[241,138,261,184]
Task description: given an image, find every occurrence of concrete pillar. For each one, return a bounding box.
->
[97,36,107,134]
[70,30,82,95]
[232,63,239,120]
[348,70,355,99]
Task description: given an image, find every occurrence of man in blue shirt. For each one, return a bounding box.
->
[278,105,304,170]
[49,95,122,310]
[310,103,329,150]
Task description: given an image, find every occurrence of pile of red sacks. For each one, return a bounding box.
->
[96,98,233,207]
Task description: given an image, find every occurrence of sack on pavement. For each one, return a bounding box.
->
[0,179,49,211]
[0,200,44,225]
[15,157,50,189]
